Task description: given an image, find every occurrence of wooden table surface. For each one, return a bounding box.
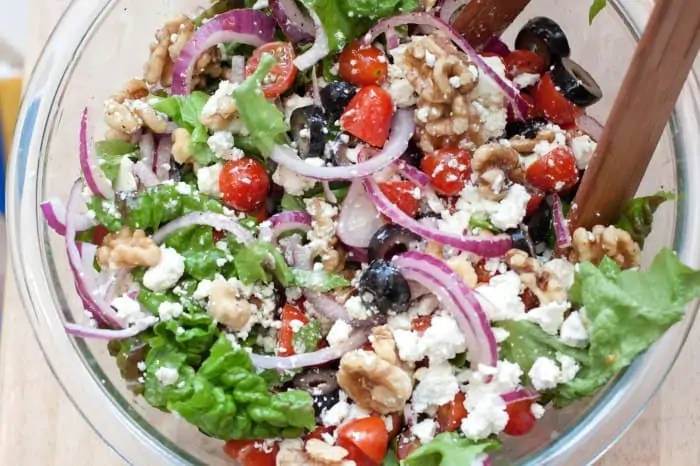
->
[2,0,699,464]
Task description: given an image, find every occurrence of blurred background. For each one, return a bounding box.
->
[0,0,27,316]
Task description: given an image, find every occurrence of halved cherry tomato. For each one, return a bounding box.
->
[249,205,269,223]
[224,440,278,466]
[420,147,472,196]
[306,425,335,442]
[526,190,545,216]
[340,85,394,147]
[532,72,583,126]
[337,416,389,465]
[277,304,309,357]
[338,41,389,86]
[396,431,421,460]
[525,146,579,193]
[219,158,270,212]
[91,224,110,245]
[245,42,297,98]
[411,315,433,332]
[437,392,468,432]
[504,50,546,81]
[378,180,420,217]
[503,400,537,436]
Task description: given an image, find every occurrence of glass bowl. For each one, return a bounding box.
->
[8,0,700,464]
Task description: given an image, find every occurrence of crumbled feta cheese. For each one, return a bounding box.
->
[534,140,556,156]
[155,367,179,386]
[492,327,510,343]
[528,357,561,391]
[420,314,468,363]
[461,391,509,440]
[111,295,156,327]
[207,131,234,154]
[527,301,570,335]
[115,157,137,192]
[285,286,303,302]
[137,361,147,372]
[391,329,424,363]
[411,363,460,413]
[530,403,546,420]
[490,184,531,230]
[472,101,508,142]
[383,415,394,433]
[570,135,597,170]
[476,271,526,321]
[556,353,580,383]
[512,72,541,89]
[193,280,213,300]
[560,311,589,348]
[158,302,184,322]
[470,56,508,107]
[289,319,305,333]
[273,164,316,196]
[143,246,186,292]
[413,419,438,443]
[327,320,353,347]
[196,163,223,197]
[284,95,315,123]
[543,258,576,289]
[202,80,238,118]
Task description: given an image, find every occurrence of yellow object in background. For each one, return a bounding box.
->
[0,77,22,158]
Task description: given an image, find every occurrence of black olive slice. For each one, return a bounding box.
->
[290,105,328,159]
[505,117,549,139]
[358,260,411,315]
[515,17,571,68]
[549,57,603,108]
[527,200,553,245]
[320,81,357,122]
[508,227,536,257]
[368,224,421,262]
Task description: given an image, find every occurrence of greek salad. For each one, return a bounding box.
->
[41,1,700,465]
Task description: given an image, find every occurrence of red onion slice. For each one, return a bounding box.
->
[249,329,370,370]
[151,211,254,245]
[154,135,172,180]
[575,114,604,141]
[481,36,511,57]
[269,109,415,180]
[501,387,540,405]
[139,132,155,168]
[64,322,150,340]
[552,194,572,249]
[79,108,114,199]
[396,160,430,188]
[393,251,498,368]
[267,211,312,243]
[337,181,385,248]
[363,176,512,257]
[65,180,125,328]
[172,9,276,95]
[133,161,161,188]
[293,9,330,70]
[437,0,464,22]
[363,13,527,117]
[269,0,315,43]
[41,198,95,236]
[304,292,350,322]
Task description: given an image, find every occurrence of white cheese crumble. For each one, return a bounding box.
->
[476,271,526,321]
[158,302,184,322]
[461,392,509,440]
[560,311,589,348]
[392,328,424,363]
[512,72,541,89]
[531,403,546,420]
[202,80,239,118]
[543,258,576,289]
[490,184,531,230]
[411,363,460,413]
[492,327,511,343]
[527,301,571,335]
[284,95,315,123]
[419,314,468,363]
[289,319,305,334]
[556,353,580,384]
[207,131,244,161]
[115,157,137,192]
[155,367,179,386]
[528,357,562,390]
[470,56,506,107]
[193,279,213,300]
[412,419,438,443]
[143,246,186,292]
[272,164,316,196]
[111,295,156,327]
[472,100,508,142]
[137,361,147,372]
[570,135,597,170]
[196,163,223,197]
[327,320,353,347]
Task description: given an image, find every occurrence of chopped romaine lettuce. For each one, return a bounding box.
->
[615,191,674,248]
[93,140,138,185]
[232,54,290,156]
[165,225,231,280]
[292,319,323,354]
[589,0,606,23]
[290,269,350,292]
[230,239,294,286]
[401,433,500,466]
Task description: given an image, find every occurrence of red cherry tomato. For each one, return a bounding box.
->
[224,440,278,466]
[503,400,537,436]
[396,431,421,460]
[219,158,270,212]
[340,85,395,147]
[411,315,433,332]
[437,392,468,433]
[249,205,269,223]
[245,42,297,99]
[525,146,579,193]
[532,72,583,126]
[337,417,390,465]
[338,41,389,86]
[504,50,546,81]
[306,425,335,442]
[378,180,420,217]
[508,93,541,123]
[91,224,110,245]
[277,304,309,357]
[420,147,472,196]
[526,190,545,216]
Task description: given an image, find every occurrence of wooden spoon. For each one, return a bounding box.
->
[569,0,700,229]
[451,0,531,47]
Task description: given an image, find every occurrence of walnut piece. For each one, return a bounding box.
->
[471,143,524,200]
[370,326,401,366]
[569,225,641,269]
[172,128,192,164]
[337,350,413,415]
[505,249,567,304]
[199,90,238,130]
[104,79,168,138]
[97,228,161,270]
[305,439,351,464]
[447,254,478,288]
[208,280,254,331]
[509,130,557,154]
[306,198,341,272]
[277,439,354,466]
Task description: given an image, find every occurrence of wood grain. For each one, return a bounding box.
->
[570,0,700,228]
[452,0,531,48]
[0,1,698,465]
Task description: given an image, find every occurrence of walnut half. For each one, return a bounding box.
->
[97,228,161,270]
[569,225,641,269]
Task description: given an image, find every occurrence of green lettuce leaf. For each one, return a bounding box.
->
[615,191,674,248]
[232,54,290,156]
[401,433,500,466]
[293,319,323,354]
[290,269,350,292]
[589,0,606,23]
[165,226,231,280]
[89,182,223,232]
[383,448,400,466]
[93,140,138,185]
[230,239,294,286]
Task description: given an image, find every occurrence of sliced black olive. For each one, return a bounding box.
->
[290,105,328,159]
[359,260,411,315]
[549,57,603,107]
[527,200,553,245]
[508,227,535,257]
[327,133,360,166]
[292,368,339,416]
[321,81,357,121]
[505,117,549,139]
[368,224,421,262]
[401,139,424,168]
[515,17,570,68]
